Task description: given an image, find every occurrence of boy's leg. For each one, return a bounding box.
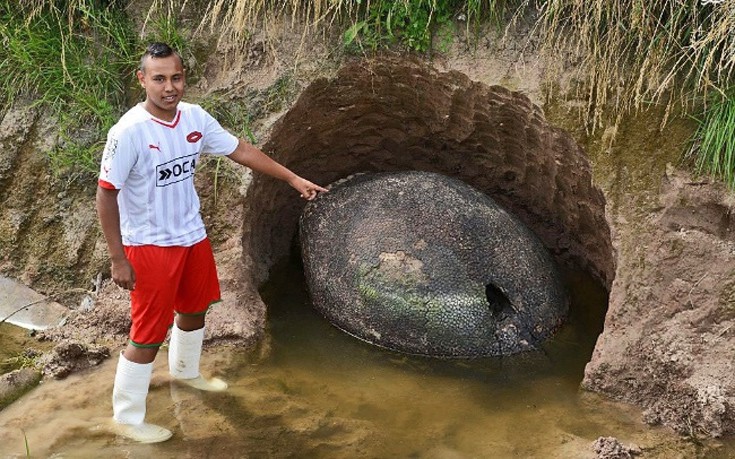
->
[169,238,227,391]
[168,323,227,391]
[111,350,172,443]
[110,245,184,443]
[123,343,159,364]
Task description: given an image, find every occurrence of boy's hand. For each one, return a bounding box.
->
[111,258,136,290]
[291,177,328,201]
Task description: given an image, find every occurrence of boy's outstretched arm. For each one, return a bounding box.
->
[226,139,328,200]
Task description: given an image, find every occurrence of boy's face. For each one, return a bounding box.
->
[136,54,185,121]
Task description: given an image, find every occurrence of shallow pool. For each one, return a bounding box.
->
[0,261,729,458]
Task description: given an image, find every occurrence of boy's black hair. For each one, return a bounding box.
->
[139,42,182,71]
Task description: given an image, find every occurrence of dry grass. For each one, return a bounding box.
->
[193,0,734,126]
[10,0,735,184]
[20,0,735,117]
[196,0,358,47]
[190,0,735,184]
[535,0,735,131]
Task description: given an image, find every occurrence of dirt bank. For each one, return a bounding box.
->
[583,167,735,438]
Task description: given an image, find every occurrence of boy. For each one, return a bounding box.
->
[96,42,327,443]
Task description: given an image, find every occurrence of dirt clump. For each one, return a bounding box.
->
[592,436,641,459]
[38,279,130,345]
[38,341,110,379]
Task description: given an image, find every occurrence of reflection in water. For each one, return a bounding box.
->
[0,260,731,458]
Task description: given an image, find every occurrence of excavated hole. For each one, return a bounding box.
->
[241,56,615,350]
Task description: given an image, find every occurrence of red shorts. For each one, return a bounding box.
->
[124,238,221,347]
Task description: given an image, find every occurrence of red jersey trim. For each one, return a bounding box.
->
[98,179,117,190]
[150,110,181,128]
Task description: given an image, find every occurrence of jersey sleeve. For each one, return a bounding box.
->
[98,125,138,190]
[200,108,239,156]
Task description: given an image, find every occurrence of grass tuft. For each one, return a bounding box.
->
[691,89,735,188]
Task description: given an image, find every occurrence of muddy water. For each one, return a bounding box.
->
[0,262,731,458]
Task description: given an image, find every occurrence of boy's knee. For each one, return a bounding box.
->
[175,313,205,331]
[123,344,160,364]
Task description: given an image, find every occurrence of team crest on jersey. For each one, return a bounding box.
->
[186,131,203,143]
[103,138,119,161]
[156,153,197,187]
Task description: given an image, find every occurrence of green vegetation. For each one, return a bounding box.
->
[0,0,189,181]
[0,0,138,179]
[538,1,733,115]
[23,429,30,458]
[343,1,452,53]
[691,90,735,187]
[0,352,37,374]
[1,0,734,186]
[341,0,510,52]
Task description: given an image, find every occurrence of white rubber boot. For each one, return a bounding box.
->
[111,352,172,443]
[169,324,228,392]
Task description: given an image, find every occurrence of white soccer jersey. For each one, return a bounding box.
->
[98,102,239,247]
